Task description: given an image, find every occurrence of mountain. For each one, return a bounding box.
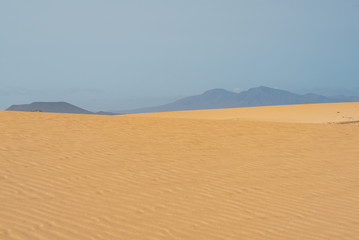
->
[122,86,354,114]
[6,102,94,114]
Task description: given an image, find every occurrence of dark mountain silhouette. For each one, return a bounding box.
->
[6,102,94,114]
[122,86,355,114]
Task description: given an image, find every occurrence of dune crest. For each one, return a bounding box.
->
[1,103,359,239]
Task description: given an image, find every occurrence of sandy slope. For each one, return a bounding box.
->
[1,103,359,240]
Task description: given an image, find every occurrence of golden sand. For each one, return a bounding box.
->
[1,103,359,239]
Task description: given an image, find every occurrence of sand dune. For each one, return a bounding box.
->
[1,103,359,239]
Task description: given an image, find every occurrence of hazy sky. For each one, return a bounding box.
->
[1,0,359,111]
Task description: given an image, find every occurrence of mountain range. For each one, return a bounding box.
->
[5,86,359,114]
[121,86,359,113]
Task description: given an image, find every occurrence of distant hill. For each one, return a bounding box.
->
[122,86,357,114]
[6,102,94,114]
[95,111,121,115]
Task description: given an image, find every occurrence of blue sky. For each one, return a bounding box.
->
[1,0,358,111]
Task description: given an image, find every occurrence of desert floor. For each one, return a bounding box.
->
[1,103,359,240]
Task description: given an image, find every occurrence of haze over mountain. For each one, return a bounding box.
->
[2,1,358,113]
[121,86,359,114]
